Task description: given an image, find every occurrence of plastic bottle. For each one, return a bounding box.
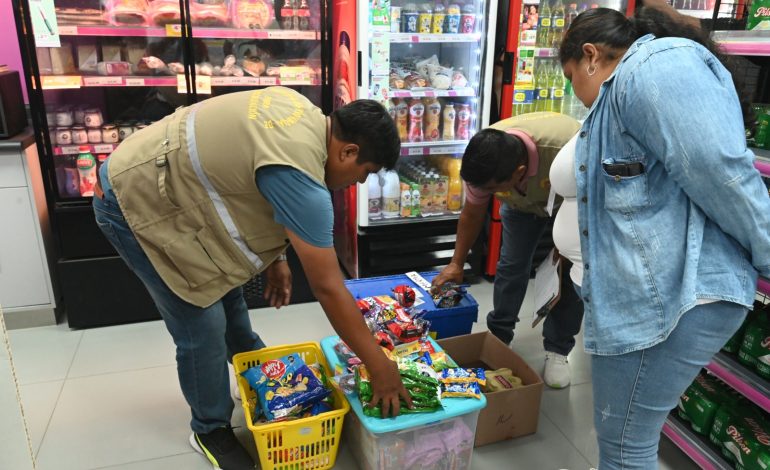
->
[536,0,552,47]
[420,173,434,213]
[578,3,589,13]
[456,103,471,140]
[382,170,401,218]
[408,99,425,142]
[534,61,549,112]
[550,0,565,49]
[400,182,413,217]
[433,173,448,212]
[410,183,422,216]
[76,146,97,197]
[367,172,382,219]
[447,158,463,211]
[566,3,579,28]
[549,62,565,114]
[442,103,456,140]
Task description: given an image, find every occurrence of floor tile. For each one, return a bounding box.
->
[0,354,36,469]
[541,383,598,465]
[35,366,193,470]
[659,434,699,470]
[8,324,82,385]
[91,452,211,470]
[248,302,341,346]
[18,380,63,456]
[67,321,175,379]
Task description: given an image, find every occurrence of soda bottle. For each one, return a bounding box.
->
[550,0,566,49]
[534,61,549,112]
[76,146,97,197]
[456,103,472,140]
[536,0,552,47]
[280,0,297,30]
[566,3,579,29]
[549,61,566,113]
[297,0,311,30]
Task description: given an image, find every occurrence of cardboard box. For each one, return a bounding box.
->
[438,331,544,447]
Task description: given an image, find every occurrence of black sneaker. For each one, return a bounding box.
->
[189,426,256,470]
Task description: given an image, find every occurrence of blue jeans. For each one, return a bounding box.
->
[487,205,584,355]
[579,276,746,470]
[93,166,265,433]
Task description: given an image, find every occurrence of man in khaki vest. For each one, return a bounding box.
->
[432,112,584,390]
[93,87,408,470]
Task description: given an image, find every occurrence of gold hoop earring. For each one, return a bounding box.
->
[587,64,597,76]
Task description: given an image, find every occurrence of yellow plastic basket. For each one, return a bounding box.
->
[233,342,349,470]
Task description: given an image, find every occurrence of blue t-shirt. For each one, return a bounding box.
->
[255,165,333,248]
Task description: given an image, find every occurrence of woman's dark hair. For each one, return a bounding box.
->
[331,100,401,170]
[559,7,753,128]
[460,129,527,187]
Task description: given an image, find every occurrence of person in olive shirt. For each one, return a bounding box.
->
[432,112,583,389]
[92,87,409,470]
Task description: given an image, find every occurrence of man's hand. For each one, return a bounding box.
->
[368,356,413,418]
[431,262,464,293]
[264,258,292,308]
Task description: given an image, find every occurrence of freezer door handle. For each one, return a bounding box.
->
[357,51,362,87]
[502,52,515,85]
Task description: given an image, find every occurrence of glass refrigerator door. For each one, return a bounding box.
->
[356,0,493,227]
[185,0,325,106]
[29,0,192,201]
[508,0,629,120]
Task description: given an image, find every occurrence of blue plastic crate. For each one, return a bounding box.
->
[344,272,478,339]
[320,335,486,434]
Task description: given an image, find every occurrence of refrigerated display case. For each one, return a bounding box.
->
[331,0,497,278]
[13,0,330,327]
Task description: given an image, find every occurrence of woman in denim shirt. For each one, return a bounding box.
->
[559,7,770,469]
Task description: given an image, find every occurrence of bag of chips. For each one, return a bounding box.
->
[440,368,487,386]
[441,382,482,399]
[241,353,331,422]
[483,368,523,392]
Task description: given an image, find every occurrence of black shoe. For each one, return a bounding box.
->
[190,426,256,470]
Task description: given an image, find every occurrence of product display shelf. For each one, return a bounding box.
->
[53,144,116,155]
[755,151,770,176]
[400,140,470,156]
[57,24,320,40]
[759,277,770,297]
[41,75,320,90]
[388,32,482,43]
[713,31,770,56]
[390,88,475,98]
[368,212,460,226]
[705,351,770,413]
[662,413,732,470]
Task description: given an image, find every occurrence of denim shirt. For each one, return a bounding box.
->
[576,34,770,355]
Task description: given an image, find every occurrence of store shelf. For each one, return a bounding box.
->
[518,46,559,57]
[759,277,770,297]
[662,413,732,470]
[713,31,770,56]
[390,88,475,98]
[389,32,482,43]
[211,76,320,86]
[706,351,770,413]
[400,140,469,156]
[754,150,770,176]
[53,144,116,155]
[57,24,320,40]
[368,212,460,226]
[41,75,320,89]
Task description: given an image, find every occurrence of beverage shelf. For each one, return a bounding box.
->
[400,140,470,156]
[706,351,770,414]
[662,413,732,470]
[368,212,461,226]
[518,46,559,57]
[713,31,770,56]
[389,32,482,43]
[54,144,116,155]
[57,24,320,40]
[759,277,770,297]
[41,75,320,89]
[754,150,770,176]
[390,88,476,99]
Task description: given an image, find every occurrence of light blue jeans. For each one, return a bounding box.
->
[93,162,265,433]
[575,284,747,469]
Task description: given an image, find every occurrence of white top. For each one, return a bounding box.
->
[549,133,584,287]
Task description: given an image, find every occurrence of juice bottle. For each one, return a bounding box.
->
[433,174,448,212]
[76,146,97,197]
[382,170,401,218]
[442,103,456,140]
[423,98,442,141]
[456,103,471,140]
[367,172,382,219]
[408,99,425,142]
[447,158,463,210]
[400,182,413,217]
[410,183,422,216]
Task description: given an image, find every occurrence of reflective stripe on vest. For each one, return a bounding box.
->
[185,106,264,270]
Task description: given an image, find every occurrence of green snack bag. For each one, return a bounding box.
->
[746,0,770,31]
[723,415,770,470]
[355,360,442,418]
[739,313,769,367]
[679,373,733,435]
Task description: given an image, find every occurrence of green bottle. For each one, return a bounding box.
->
[548,61,565,114]
[534,60,549,112]
[536,0,552,48]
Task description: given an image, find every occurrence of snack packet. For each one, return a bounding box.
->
[357,361,442,417]
[241,353,331,422]
[432,283,466,308]
[483,368,523,392]
[417,351,458,372]
[441,368,486,386]
[442,382,482,399]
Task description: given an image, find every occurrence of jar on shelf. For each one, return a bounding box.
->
[118,122,134,141]
[55,107,74,127]
[84,108,104,128]
[74,106,88,126]
[55,127,73,146]
[71,126,89,145]
[87,127,103,144]
[102,124,120,144]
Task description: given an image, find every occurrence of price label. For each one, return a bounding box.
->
[94,144,115,154]
[166,24,182,37]
[177,74,189,93]
[261,77,278,86]
[58,26,77,35]
[195,75,212,94]
[41,75,81,89]
[61,146,79,154]
[83,76,123,86]
[430,146,459,155]
[410,91,425,97]
[408,147,424,155]
[125,78,145,86]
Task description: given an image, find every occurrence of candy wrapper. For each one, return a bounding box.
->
[356,360,442,417]
[418,351,458,372]
[241,353,331,422]
[334,341,362,370]
[392,285,417,307]
[441,368,486,386]
[432,283,466,308]
[441,382,482,399]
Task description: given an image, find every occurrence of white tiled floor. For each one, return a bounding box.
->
[5,279,697,469]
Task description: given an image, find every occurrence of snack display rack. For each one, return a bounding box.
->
[12,0,331,327]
